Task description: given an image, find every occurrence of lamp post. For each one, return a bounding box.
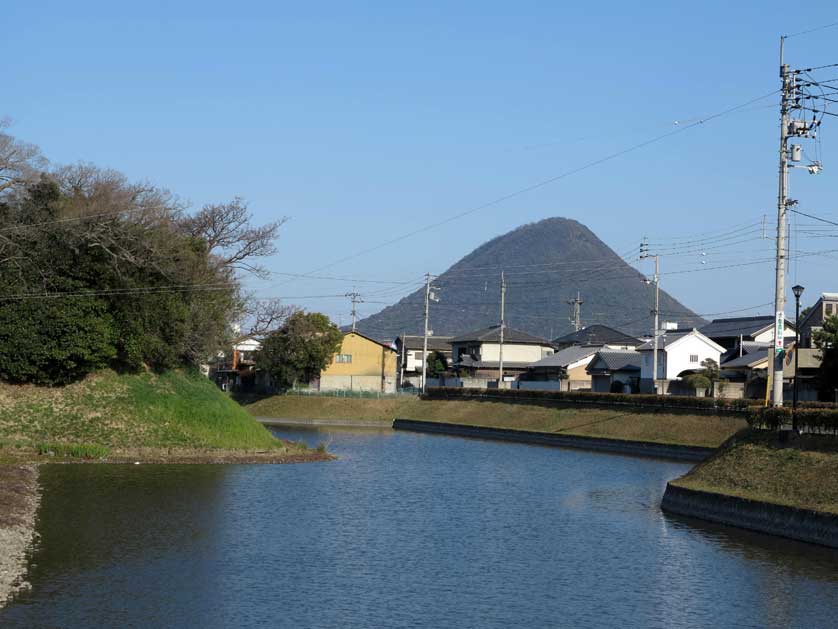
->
[792,284,805,433]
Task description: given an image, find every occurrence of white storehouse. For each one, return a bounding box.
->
[637,329,725,393]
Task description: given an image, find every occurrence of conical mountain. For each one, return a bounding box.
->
[355,218,703,341]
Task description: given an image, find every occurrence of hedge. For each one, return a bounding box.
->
[424,387,752,413]
[746,407,838,434]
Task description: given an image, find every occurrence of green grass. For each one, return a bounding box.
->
[671,430,838,514]
[0,369,305,457]
[36,442,111,459]
[245,395,746,448]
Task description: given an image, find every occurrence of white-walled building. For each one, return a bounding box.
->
[637,329,725,393]
[451,325,553,381]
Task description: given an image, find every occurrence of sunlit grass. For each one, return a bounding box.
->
[0,370,303,456]
[245,396,746,448]
[672,430,838,513]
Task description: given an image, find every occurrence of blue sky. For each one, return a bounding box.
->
[3,1,837,328]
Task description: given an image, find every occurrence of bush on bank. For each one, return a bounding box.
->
[747,407,838,434]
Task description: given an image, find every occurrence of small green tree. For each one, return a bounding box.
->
[700,358,720,383]
[425,351,448,378]
[684,373,711,393]
[257,312,343,390]
[813,315,838,401]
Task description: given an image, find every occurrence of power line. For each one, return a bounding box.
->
[784,21,838,39]
[282,88,781,283]
[788,208,838,227]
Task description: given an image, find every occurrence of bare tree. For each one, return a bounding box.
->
[0,119,47,195]
[234,297,298,343]
[181,197,285,278]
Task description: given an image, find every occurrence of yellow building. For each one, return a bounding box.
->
[319,332,398,393]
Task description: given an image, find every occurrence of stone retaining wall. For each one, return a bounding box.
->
[392,419,714,461]
[661,484,838,549]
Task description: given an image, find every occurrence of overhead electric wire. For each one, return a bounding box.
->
[788,208,838,227]
[784,21,838,39]
[0,207,152,232]
[281,88,781,283]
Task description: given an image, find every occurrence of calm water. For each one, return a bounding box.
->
[2,427,838,628]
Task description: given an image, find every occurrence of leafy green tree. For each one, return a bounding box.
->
[700,358,720,383]
[425,351,448,378]
[0,297,117,384]
[257,312,343,390]
[813,315,838,401]
[684,373,711,393]
[0,147,282,384]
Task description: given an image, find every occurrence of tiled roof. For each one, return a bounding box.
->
[699,316,791,339]
[397,335,454,351]
[527,346,598,369]
[587,350,641,373]
[552,324,641,347]
[721,353,767,369]
[451,325,550,345]
[636,331,692,351]
[346,330,397,351]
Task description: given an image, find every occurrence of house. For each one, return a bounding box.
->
[699,315,796,351]
[208,338,262,392]
[798,292,838,348]
[552,325,642,350]
[451,325,554,382]
[636,329,725,394]
[520,346,600,391]
[318,331,398,393]
[394,335,453,388]
[587,350,642,393]
[718,340,823,401]
[719,343,770,399]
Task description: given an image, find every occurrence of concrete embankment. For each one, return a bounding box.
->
[661,484,838,549]
[0,465,40,609]
[392,419,715,461]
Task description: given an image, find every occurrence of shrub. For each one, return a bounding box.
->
[424,387,752,413]
[0,297,117,385]
[746,407,838,434]
[683,374,711,392]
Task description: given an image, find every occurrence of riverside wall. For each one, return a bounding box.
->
[661,484,838,549]
[392,419,714,461]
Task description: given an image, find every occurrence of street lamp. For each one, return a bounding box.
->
[792,284,805,433]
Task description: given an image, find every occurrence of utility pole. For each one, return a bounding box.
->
[567,292,584,332]
[399,330,406,390]
[498,271,506,386]
[772,38,791,407]
[641,238,660,395]
[345,291,363,332]
[769,37,827,406]
[421,273,439,394]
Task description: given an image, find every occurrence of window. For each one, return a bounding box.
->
[827,303,834,316]
[335,354,352,364]
[689,354,699,363]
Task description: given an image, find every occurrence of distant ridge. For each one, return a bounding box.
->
[355,217,704,340]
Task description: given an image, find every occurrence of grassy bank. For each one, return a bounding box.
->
[670,430,838,514]
[0,370,323,463]
[245,395,746,448]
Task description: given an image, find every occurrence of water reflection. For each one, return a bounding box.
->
[2,428,837,629]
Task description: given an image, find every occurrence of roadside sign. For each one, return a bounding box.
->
[775,311,784,354]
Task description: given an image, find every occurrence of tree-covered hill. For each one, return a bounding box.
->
[356,217,704,340]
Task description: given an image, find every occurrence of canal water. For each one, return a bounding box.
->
[2,427,838,628]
